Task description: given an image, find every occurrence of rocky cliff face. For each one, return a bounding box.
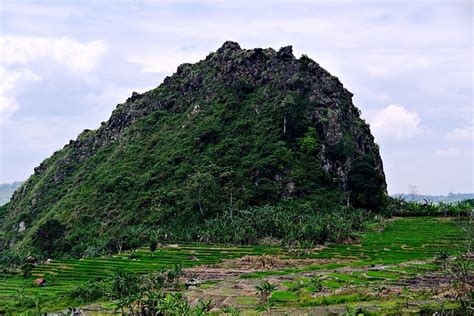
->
[0,42,386,256]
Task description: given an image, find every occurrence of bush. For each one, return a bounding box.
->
[387,197,471,217]
[68,280,107,302]
[199,204,371,245]
[67,267,193,314]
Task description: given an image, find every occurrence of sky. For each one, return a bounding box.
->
[0,0,472,195]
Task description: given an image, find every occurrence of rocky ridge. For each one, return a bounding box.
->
[0,41,386,256]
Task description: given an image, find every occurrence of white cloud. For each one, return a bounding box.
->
[0,66,41,123]
[446,122,473,141]
[128,51,204,73]
[0,36,106,125]
[0,96,19,123]
[0,36,107,73]
[370,104,424,140]
[84,84,156,122]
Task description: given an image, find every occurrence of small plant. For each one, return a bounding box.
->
[155,292,191,315]
[256,301,274,312]
[167,264,183,287]
[434,248,452,272]
[221,306,240,315]
[255,280,276,304]
[195,299,214,315]
[372,285,386,297]
[309,275,323,292]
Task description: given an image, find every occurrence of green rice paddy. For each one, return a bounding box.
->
[0,217,469,314]
[0,245,283,312]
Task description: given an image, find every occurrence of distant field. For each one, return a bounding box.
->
[0,217,470,314]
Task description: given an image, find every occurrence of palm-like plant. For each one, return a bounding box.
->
[255,281,276,304]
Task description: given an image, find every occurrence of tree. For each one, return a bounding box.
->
[185,167,218,217]
[32,218,66,257]
[128,225,146,253]
[347,155,386,212]
[20,263,33,278]
[149,240,158,253]
[273,95,296,135]
[219,167,236,218]
[408,184,419,201]
[147,228,163,255]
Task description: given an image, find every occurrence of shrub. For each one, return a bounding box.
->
[68,280,107,302]
[200,204,371,245]
[387,197,471,217]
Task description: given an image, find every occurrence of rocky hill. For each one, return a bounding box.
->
[0,42,386,257]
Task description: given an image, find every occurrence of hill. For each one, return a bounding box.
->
[0,42,386,258]
[395,193,474,204]
[0,182,22,206]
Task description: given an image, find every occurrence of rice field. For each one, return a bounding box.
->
[0,244,283,312]
[310,217,468,264]
[0,217,470,314]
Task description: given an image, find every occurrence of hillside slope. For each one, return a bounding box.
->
[0,42,386,257]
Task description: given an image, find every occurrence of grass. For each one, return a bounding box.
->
[271,291,299,302]
[309,217,468,264]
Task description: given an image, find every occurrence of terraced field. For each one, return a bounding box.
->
[184,217,471,314]
[0,245,283,312]
[311,217,467,263]
[0,217,471,314]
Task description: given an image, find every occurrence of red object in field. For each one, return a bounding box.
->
[33,278,46,287]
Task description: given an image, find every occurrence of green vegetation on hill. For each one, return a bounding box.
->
[0,42,387,258]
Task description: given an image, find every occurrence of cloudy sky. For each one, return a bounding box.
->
[0,0,472,195]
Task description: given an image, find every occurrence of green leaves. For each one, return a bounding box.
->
[347,155,387,212]
[255,280,277,304]
[298,127,319,154]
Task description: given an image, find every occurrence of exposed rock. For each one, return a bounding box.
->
[18,221,26,233]
[277,45,294,60]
